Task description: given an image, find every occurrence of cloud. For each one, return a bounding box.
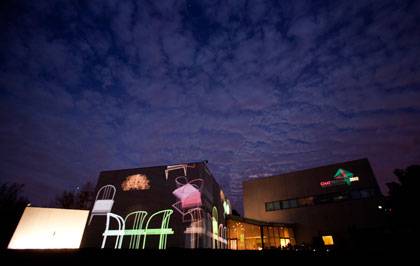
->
[1,0,420,212]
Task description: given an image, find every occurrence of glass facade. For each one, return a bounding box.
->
[265,187,378,212]
[226,217,295,250]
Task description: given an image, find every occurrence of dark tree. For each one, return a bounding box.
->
[55,190,76,209]
[0,182,29,249]
[76,181,95,209]
[386,165,420,230]
[54,181,95,210]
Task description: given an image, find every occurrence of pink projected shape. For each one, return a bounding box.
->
[172,183,202,209]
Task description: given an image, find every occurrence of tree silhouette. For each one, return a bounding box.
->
[0,182,29,249]
[386,165,419,229]
[54,182,95,210]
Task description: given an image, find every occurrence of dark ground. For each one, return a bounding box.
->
[0,247,413,265]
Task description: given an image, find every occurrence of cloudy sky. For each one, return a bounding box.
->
[1,0,420,210]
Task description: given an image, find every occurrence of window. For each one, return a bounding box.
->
[322,235,334,246]
[333,193,348,202]
[298,197,314,207]
[350,190,361,199]
[289,199,298,208]
[360,189,370,198]
[265,202,276,211]
[265,187,377,212]
[280,238,290,248]
[315,194,331,204]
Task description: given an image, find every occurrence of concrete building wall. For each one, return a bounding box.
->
[243,158,385,245]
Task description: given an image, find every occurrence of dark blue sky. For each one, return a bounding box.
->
[1,0,420,210]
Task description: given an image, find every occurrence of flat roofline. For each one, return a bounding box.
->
[243,158,370,185]
[24,206,90,212]
[99,160,209,174]
[227,215,295,228]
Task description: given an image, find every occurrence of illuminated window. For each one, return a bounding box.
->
[322,235,334,246]
[280,238,290,248]
[229,239,237,250]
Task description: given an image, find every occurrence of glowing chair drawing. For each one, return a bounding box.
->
[212,207,219,249]
[172,201,194,222]
[122,211,148,249]
[165,164,188,180]
[175,176,188,187]
[189,178,204,191]
[173,185,202,209]
[184,208,205,248]
[218,224,227,248]
[101,213,125,249]
[172,178,203,209]
[142,209,174,249]
[204,213,213,248]
[89,184,116,225]
[175,176,204,188]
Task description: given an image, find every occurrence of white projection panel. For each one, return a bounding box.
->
[8,207,89,249]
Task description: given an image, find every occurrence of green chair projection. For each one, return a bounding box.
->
[142,209,174,249]
[122,211,148,249]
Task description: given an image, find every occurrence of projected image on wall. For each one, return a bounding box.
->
[81,161,229,249]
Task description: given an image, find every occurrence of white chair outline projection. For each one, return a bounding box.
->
[89,184,116,225]
[165,164,188,180]
[212,207,219,249]
[184,207,205,248]
[175,176,204,190]
[175,176,188,187]
[218,224,227,248]
[172,177,205,248]
[101,213,125,249]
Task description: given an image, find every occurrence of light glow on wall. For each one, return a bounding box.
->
[121,174,151,191]
[8,207,89,249]
[322,235,334,246]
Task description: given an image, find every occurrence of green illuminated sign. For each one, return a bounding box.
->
[320,168,359,188]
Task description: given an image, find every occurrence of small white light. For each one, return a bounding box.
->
[378,205,383,209]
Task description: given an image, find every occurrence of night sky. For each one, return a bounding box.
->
[1,0,420,211]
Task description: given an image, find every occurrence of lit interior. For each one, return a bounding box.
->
[322,235,334,246]
[8,207,89,249]
[227,219,295,250]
